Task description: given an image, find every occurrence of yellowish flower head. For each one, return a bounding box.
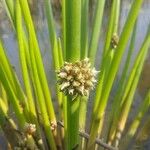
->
[57,58,99,97]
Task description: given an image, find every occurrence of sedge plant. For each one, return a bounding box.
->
[0,0,150,150]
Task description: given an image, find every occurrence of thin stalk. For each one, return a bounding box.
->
[79,1,89,149]
[0,83,8,108]
[79,0,89,145]
[81,0,89,59]
[44,0,60,70]
[88,0,106,65]
[57,38,64,109]
[113,0,120,34]
[53,38,64,149]
[58,38,64,67]
[15,2,44,148]
[89,2,121,147]
[91,0,120,121]
[119,90,150,149]
[107,22,137,144]
[43,5,64,141]
[4,0,34,92]
[62,0,66,59]
[2,0,14,24]
[63,96,70,150]
[120,25,150,108]
[15,0,37,124]
[0,41,30,121]
[103,0,120,57]
[114,27,150,147]
[109,25,149,144]
[29,33,57,150]
[0,97,8,115]
[99,0,143,122]
[0,65,26,129]
[114,62,144,147]
[18,0,56,123]
[87,0,144,148]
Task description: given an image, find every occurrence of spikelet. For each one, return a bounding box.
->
[111,33,119,49]
[24,123,36,135]
[57,58,99,97]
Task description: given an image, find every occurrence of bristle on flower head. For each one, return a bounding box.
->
[57,58,99,97]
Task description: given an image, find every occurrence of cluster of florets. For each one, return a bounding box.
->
[24,123,36,135]
[57,58,98,97]
[111,33,119,49]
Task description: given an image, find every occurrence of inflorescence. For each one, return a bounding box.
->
[57,58,99,97]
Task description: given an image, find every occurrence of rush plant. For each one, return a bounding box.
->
[0,0,150,150]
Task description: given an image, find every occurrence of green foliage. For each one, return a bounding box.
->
[0,0,149,150]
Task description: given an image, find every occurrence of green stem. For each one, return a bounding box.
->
[70,96,80,149]
[87,0,144,148]
[29,33,57,150]
[88,0,106,65]
[64,0,81,149]
[107,22,137,144]
[18,0,56,123]
[62,0,66,59]
[0,41,30,121]
[114,26,150,147]
[103,0,120,57]
[81,0,89,59]
[15,0,37,124]
[0,65,26,129]
[3,0,15,24]
[120,90,150,149]
[65,0,81,62]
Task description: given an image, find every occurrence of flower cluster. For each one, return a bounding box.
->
[24,123,36,135]
[57,58,98,97]
[111,34,119,49]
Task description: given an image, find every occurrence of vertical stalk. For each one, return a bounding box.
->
[62,0,66,59]
[103,0,120,57]
[88,0,106,65]
[29,33,57,150]
[3,0,15,24]
[81,0,89,59]
[114,27,150,147]
[0,65,26,129]
[79,96,88,150]
[15,2,44,148]
[0,83,8,108]
[64,0,81,149]
[18,0,56,123]
[120,90,150,149]
[69,96,80,149]
[0,41,30,121]
[58,38,64,67]
[65,0,81,62]
[91,0,120,122]
[15,0,37,124]
[87,0,144,148]
[107,22,137,144]
[44,0,63,109]
[80,0,89,148]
